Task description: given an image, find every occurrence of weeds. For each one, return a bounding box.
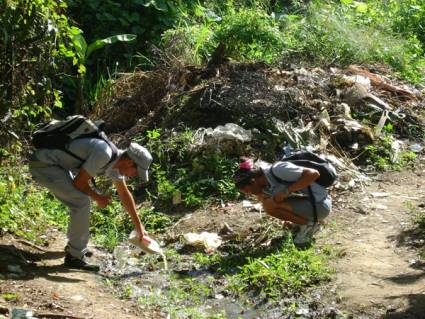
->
[136,277,223,319]
[363,135,417,171]
[194,236,330,301]
[145,129,239,207]
[0,167,68,244]
[91,201,173,251]
[229,237,330,299]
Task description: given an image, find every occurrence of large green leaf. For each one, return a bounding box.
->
[70,28,87,62]
[86,34,137,58]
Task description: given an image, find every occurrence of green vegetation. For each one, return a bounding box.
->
[194,237,330,299]
[1,0,425,315]
[215,8,284,63]
[363,135,417,171]
[230,239,330,299]
[0,167,68,244]
[0,293,20,302]
[143,129,239,207]
[136,276,225,319]
[3,0,425,149]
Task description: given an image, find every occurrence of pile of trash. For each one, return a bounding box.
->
[92,62,424,186]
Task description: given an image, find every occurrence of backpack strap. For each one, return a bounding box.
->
[270,163,318,224]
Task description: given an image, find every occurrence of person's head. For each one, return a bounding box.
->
[116,143,153,180]
[232,158,265,195]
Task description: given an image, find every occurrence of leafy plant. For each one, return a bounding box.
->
[161,22,216,65]
[215,8,284,63]
[0,167,68,244]
[145,129,239,207]
[0,0,73,157]
[229,237,330,299]
[363,135,417,171]
[68,27,136,113]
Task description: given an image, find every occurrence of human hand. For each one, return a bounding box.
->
[273,192,287,203]
[95,194,112,208]
[136,227,149,240]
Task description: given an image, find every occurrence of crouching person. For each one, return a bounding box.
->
[233,158,332,245]
[29,140,153,271]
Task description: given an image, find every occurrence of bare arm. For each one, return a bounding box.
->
[273,168,320,202]
[113,179,146,237]
[73,168,111,208]
[287,167,320,192]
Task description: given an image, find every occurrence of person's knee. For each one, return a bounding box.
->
[68,194,90,211]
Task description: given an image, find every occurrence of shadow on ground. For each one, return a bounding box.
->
[0,244,83,283]
[384,293,425,319]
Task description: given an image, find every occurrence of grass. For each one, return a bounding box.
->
[193,235,331,300]
[361,134,417,171]
[228,237,330,299]
[136,276,225,319]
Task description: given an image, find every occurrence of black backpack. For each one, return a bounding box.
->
[273,151,337,188]
[270,151,337,224]
[32,115,118,167]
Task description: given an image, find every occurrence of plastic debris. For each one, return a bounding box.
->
[129,231,163,255]
[191,123,252,155]
[371,192,390,198]
[129,231,168,270]
[183,232,222,250]
[11,308,36,319]
[409,143,423,153]
[242,200,253,208]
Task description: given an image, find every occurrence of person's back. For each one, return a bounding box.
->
[29,134,153,271]
[33,137,123,180]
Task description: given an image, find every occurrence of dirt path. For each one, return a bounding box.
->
[0,232,147,319]
[2,165,425,318]
[327,164,425,318]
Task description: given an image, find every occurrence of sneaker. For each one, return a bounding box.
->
[64,245,93,257]
[64,253,100,272]
[293,223,321,246]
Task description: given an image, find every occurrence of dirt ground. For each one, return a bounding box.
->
[324,158,425,318]
[0,232,149,319]
[1,159,425,318]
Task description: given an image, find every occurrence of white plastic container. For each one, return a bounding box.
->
[128,231,163,254]
[128,231,168,270]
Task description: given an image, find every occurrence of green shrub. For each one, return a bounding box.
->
[215,8,284,63]
[161,23,215,65]
[0,0,74,157]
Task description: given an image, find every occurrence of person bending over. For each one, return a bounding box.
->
[29,139,153,271]
[233,158,331,245]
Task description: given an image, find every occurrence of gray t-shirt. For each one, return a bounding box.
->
[262,161,328,202]
[33,138,124,181]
